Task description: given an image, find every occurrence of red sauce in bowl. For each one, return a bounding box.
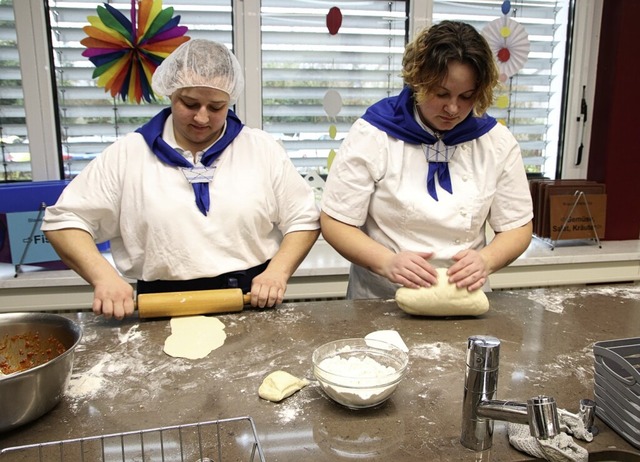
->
[0,332,67,375]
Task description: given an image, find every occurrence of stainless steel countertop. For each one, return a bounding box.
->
[1,284,640,461]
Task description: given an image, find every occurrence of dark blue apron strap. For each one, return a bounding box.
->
[136,260,270,295]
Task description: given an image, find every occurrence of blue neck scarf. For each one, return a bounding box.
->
[361,86,497,200]
[137,107,244,215]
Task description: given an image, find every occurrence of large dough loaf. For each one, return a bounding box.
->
[395,268,489,316]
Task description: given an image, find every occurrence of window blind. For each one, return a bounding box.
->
[260,0,568,177]
[2,0,570,183]
[260,0,407,174]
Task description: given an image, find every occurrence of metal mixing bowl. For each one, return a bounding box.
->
[0,312,83,432]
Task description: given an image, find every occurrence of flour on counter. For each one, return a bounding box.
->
[74,330,97,353]
[409,342,463,391]
[531,344,594,390]
[274,386,315,424]
[65,323,193,412]
[526,290,573,313]
[576,284,640,299]
[510,287,578,313]
[410,342,462,362]
[117,324,142,344]
[256,306,310,324]
[513,284,640,314]
[67,354,110,400]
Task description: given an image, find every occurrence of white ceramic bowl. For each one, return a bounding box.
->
[312,338,409,409]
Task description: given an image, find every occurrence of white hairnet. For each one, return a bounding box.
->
[152,39,244,104]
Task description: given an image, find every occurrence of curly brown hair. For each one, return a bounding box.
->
[402,21,498,115]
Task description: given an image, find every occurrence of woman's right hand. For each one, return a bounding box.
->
[381,251,438,288]
[92,275,135,320]
[44,229,135,320]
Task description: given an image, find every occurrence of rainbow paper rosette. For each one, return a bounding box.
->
[81,0,189,103]
[482,16,530,80]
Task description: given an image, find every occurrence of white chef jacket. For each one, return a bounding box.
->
[321,118,533,299]
[42,116,320,281]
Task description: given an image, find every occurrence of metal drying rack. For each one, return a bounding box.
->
[0,416,266,462]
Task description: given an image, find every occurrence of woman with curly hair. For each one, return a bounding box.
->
[321,21,533,300]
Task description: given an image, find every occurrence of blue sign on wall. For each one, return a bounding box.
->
[5,210,60,265]
[0,181,109,266]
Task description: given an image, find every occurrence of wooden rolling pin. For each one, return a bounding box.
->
[137,288,251,319]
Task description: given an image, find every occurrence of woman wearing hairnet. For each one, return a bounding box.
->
[42,39,320,320]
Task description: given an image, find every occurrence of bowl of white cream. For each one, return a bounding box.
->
[312,338,409,409]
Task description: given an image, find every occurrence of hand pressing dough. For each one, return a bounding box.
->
[395,268,489,316]
[258,370,309,402]
[163,316,226,359]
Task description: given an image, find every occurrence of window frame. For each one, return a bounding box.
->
[557,0,602,180]
[10,0,603,182]
[12,0,60,180]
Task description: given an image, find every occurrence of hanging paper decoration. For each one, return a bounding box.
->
[325,7,343,170]
[326,7,343,35]
[81,0,190,104]
[481,0,530,128]
[323,89,342,170]
[501,0,512,15]
[323,89,342,119]
[481,1,530,80]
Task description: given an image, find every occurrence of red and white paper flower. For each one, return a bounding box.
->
[482,16,530,80]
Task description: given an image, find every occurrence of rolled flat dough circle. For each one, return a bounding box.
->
[258,370,309,402]
[163,316,227,359]
[395,268,489,316]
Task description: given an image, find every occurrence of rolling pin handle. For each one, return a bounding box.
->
[243,293,252,305]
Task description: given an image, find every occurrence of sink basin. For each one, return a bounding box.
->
[519,450,640,461]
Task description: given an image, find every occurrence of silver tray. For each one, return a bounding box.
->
[593,336,640,450]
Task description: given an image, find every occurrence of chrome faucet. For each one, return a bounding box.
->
[460,335,561,451]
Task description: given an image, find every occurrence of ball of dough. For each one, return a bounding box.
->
[258,370,309,402]
[395,268,489,316]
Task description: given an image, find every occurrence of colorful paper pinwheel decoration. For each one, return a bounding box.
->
[81,0,190,104]
[482,0,530,81]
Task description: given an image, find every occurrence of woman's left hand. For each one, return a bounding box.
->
[448,249,489,291]
[249,270,287,308]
